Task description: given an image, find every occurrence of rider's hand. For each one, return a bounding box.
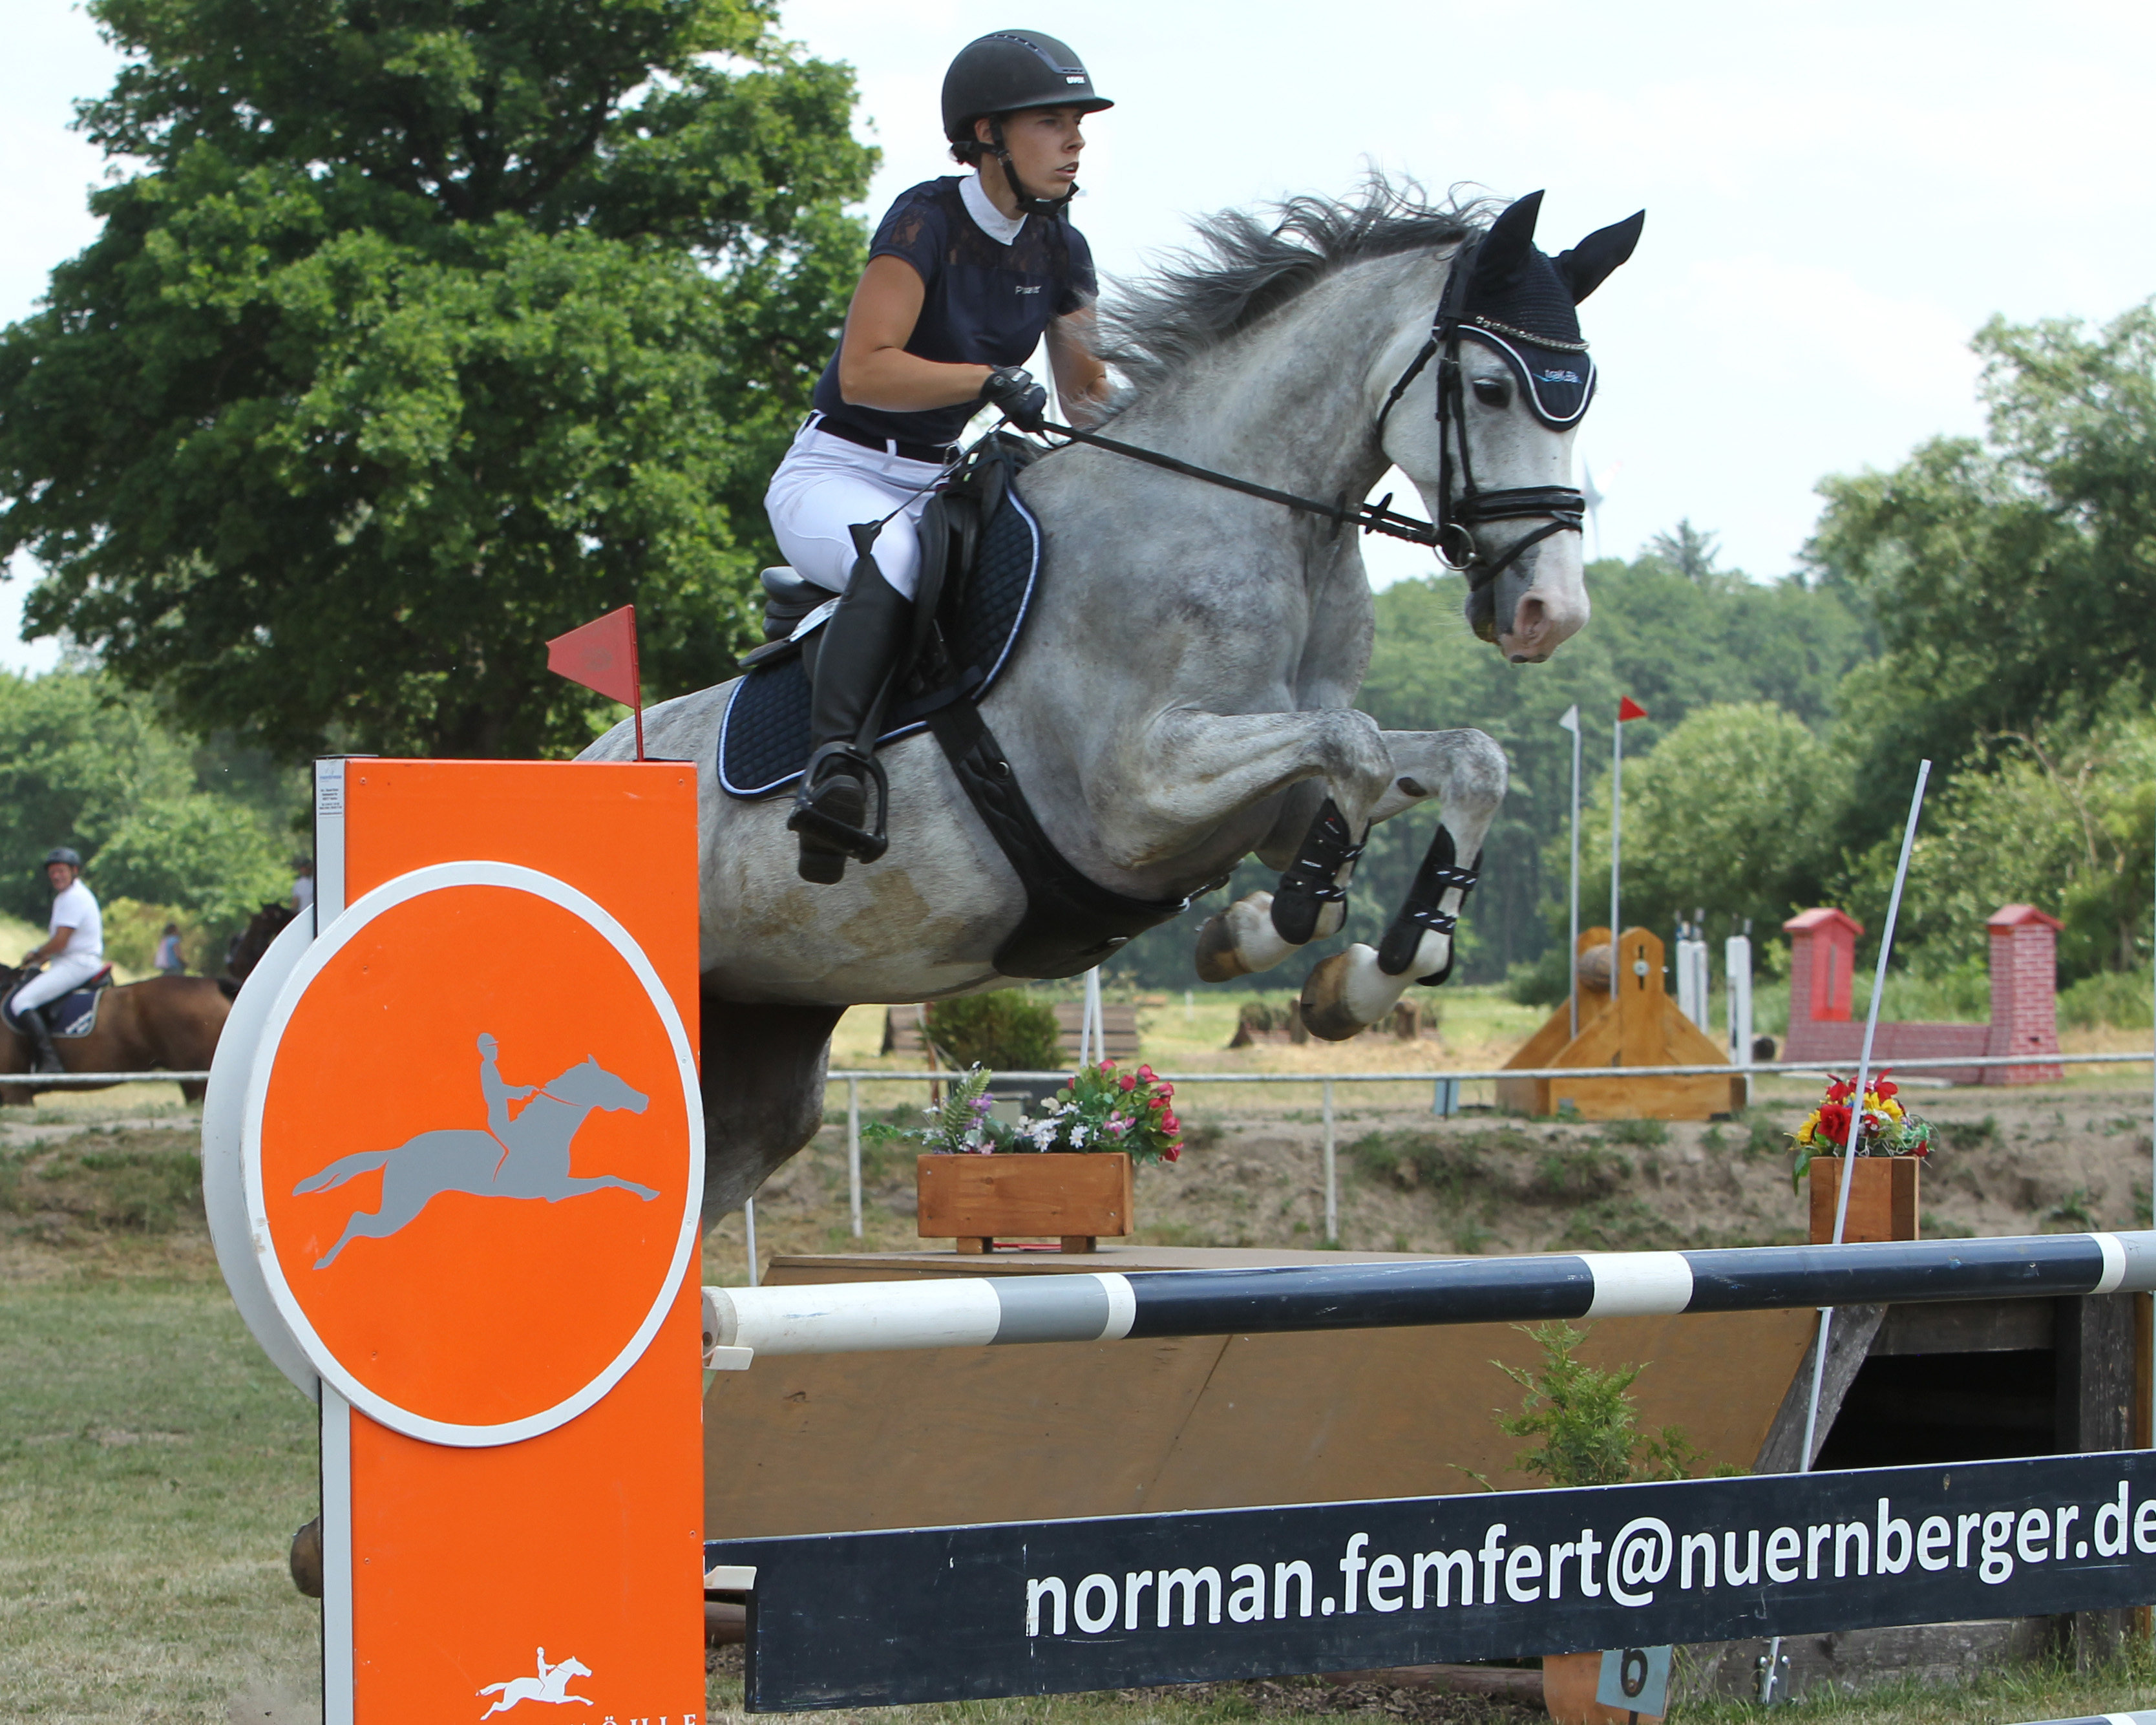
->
[980,366,1048,434]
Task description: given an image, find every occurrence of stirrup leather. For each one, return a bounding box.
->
[787,741,891,865]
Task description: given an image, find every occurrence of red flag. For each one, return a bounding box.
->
[1617,695,1649,722]
[547,605,643,759]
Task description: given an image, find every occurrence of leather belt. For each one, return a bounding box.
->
[810,416,959,466]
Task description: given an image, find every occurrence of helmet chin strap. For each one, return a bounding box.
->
[986,117,1076,219]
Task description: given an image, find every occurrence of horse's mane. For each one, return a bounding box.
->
[1099,175,1490,396]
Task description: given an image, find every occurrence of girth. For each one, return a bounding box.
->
[925,697,1188,982]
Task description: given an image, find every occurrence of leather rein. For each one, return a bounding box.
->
[1035,237,1585,599]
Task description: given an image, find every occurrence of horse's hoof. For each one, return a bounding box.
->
[1194,913,1250,982]
[1298,954,1369,1042]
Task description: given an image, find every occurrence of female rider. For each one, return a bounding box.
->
[768,28,1113,881]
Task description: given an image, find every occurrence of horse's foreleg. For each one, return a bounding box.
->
[1300,729,1507,1041]
[549,1176,660,1202]
[1104,708,1391,980]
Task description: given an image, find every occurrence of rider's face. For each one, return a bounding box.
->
[47,863,76,893]
[976,106,1088,201]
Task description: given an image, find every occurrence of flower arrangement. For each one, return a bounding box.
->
[869,1061,1183,1164]
[1789,1071,1934,1191]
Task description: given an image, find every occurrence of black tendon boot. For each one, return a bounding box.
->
[788,532,914,883]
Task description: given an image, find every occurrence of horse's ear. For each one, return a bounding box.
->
[1554,210,1645,304]
[1472,191,1545,292]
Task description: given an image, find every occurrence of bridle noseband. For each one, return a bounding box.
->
[1035,235,1585,618]
[1371,235,1586,608]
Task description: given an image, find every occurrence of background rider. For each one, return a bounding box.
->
[9,847,105,1073]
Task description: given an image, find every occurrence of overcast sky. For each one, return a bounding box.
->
[7,0,2155,670]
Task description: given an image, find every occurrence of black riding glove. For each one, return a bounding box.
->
[981,366,1048,433]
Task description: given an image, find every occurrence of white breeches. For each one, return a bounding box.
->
[12,951,106,1013]
[763,421,947,600]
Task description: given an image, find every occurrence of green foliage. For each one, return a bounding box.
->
[925,991,1062,1072]
[0,0,875,759]
[1570,702,1850,944]
[1839,715,2156,983]
[2060,966,2154,1030]
[0,669,291,927]
[1812,302,2156,801]
[1488,1321,1716,1488]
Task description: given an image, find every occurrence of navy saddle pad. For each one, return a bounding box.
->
[4,970,113,1039]
[717,486,1043,799]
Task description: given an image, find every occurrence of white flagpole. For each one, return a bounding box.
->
[1609,715,1624,1059]
[1559,706,1582,1040]
[1764,758,1931,1704]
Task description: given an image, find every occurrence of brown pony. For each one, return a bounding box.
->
[0,962,233,1105]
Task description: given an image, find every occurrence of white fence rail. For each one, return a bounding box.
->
[819,1049,2156,1245]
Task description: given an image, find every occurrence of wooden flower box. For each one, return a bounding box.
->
[1808,1154,1921,1244]
[917,1152,1132,1254]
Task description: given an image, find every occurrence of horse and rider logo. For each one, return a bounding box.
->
[477,1647,593,1717]
[293,1032,657,1267]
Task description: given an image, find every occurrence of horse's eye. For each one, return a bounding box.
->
[1472,376,1510,408]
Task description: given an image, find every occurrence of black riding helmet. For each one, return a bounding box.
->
[42,847,81,872]
[941,30,1113,217]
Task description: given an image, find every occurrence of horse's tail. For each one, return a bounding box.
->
[292,1150,395,1194]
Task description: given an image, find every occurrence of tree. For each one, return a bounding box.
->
[1645,519,1721,586]
[1810,302,2156,799]
[0,0,874,759]
[1569,702,1849,948]
[0,669,291,927]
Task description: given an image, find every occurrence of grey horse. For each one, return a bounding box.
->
[293,1048,655,1267]
[580,182,1636,1229]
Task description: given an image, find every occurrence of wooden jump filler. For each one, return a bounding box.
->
[1497,926,1742,1120]
[202,759,707,1724]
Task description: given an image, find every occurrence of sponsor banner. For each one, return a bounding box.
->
[715,1450,2156,1711]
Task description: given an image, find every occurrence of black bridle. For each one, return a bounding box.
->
[1035,236,1587,614]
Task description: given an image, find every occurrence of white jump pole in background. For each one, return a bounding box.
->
[847,1075,863,1240]
[1559,704,1582,1040]
[1726,920,1755,1107]
[1762,757,1931,1704]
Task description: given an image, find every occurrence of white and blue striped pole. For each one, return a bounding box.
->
[702,1230,2156,1361]
[2008,1713,2156,1724]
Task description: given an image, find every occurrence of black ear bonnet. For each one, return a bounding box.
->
[1455,193,1644,430]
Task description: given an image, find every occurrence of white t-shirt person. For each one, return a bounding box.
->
[49,880,103,960]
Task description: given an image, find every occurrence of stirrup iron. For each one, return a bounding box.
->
[788,742,891,873]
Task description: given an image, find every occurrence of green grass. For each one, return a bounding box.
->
[0,1281,322,1721]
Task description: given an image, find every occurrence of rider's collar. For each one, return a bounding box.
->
[960,171,1027,245]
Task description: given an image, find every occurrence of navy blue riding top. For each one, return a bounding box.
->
[810,177,1096,450]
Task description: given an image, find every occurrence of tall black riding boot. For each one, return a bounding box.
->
[788,556,913,884]
[16,1002,61,1074]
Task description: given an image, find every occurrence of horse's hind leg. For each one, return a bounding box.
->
[312,1163,442,1267]
[1300,729,1507,1041]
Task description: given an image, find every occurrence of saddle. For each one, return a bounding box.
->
[719,436,1187,979]
[4,964,116,1039]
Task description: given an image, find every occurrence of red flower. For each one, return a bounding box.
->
[1118,1074,1137,1092]
[1161,1113,1180,1134]
[1157,1083,1174,1099]
[1873,1077,1899,1100]
[1138,1065,1156,1081]
[1099,1059,1115,1072]
[1163,1145,1181,1162]
[1816,1103,1854,1145]
[1150,1095,1168,1110]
